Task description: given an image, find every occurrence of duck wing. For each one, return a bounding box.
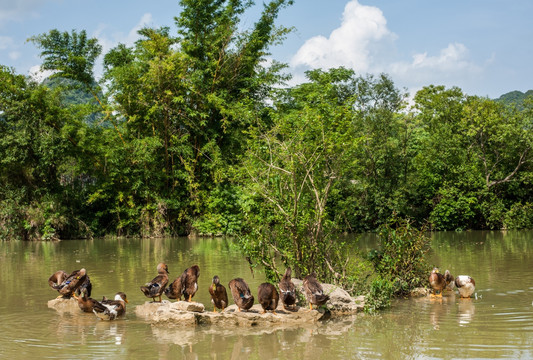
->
[279,278,296,306]
[182,265,200,300]
[216,284,229,309]
[140,273,169,297]
[164,276,184,299]
[303,274,329,305]
[258,283,279,311]
[93,300,125,320]
[48,270,68,290]
[229,278,254,309]
[58,269,87,296]
[77,293,97,313]
[75,275,92,297]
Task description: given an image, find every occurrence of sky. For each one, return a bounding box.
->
[1,0,532,98]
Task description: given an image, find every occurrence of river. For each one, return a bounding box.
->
[1,231,532,359]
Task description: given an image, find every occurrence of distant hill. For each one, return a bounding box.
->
[495,90,533,107]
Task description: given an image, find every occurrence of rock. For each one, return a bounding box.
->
[410,287,431,297]
[47,297,80,314]
[292,279,365,314]
[136,302,325,327]
[174,301,205,313]
[134,300,169,319]
[135,300,204,319]
[135,282,364,327]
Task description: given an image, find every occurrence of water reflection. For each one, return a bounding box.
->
[457,298,475,326]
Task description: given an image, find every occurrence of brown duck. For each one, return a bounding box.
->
[48,270,68,292]
[77,287,97,313]
[140,263,169,302]
[58,268,88,299]
[164,274,184,301]
[258,283,279,314]
[278,267,296,309]
[181,265,200,302]
[228,278,254,312]
[209,275,228,312]
[302,272,329,310]
[429,267,446,296]
[444,269,455,291]
[93,292,128,320]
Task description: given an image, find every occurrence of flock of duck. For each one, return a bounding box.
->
[48,264,475,321]
[48,263,330,321]
[428,267,476,298]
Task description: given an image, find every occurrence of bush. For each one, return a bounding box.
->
[364,216,431,312]
[504,202,533,229]
[364,276,395,314]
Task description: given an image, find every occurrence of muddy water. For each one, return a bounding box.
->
[1,231,532,359]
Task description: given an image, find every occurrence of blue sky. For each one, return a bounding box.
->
[1,0,532,98]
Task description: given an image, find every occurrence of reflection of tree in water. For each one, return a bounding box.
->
[344,313,427,359]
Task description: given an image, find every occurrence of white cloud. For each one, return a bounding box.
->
[0,0,52,23]
[9,51,21,60]
[288,1,486,96]
[90,13,154,80]
[28,64,55,82]
[0,35,13,49]
[93,13,154,54]
[389,43,482,86]
[290,0,395,72]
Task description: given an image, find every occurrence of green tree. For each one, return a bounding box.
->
[460,96,533,228]
[0,66,95,240]
[411,85,475,230]
[336,73,411,231]
[238,68,362,283]
[100,0,294,235]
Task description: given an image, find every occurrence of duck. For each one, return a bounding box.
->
[228,278,254,312]
[48,270,68,293]
[429,267,446,296]
[455,275,476,298]
[77,287,97,313]
[258,283,279,314]
[140,262,169,302]
[444,270,455,291]
[278,267,297,310]
[93,292,128,320]
[164,275,184,301]
[57,268,88,299]
[302,272,329,310]
[181,265,200,302]
[209,275,228,312]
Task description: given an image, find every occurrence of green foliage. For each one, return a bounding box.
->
[2,0,533,247]
[503,202,533,229]
[429,185,480,231]
[0,65,96,240]
[335,73,411,231]
[28,29,102,86]
[361,217,431,313]
[374,217,431,295]
[192,183,244,235]
[238,68,361,282]
[363,276,395,314]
